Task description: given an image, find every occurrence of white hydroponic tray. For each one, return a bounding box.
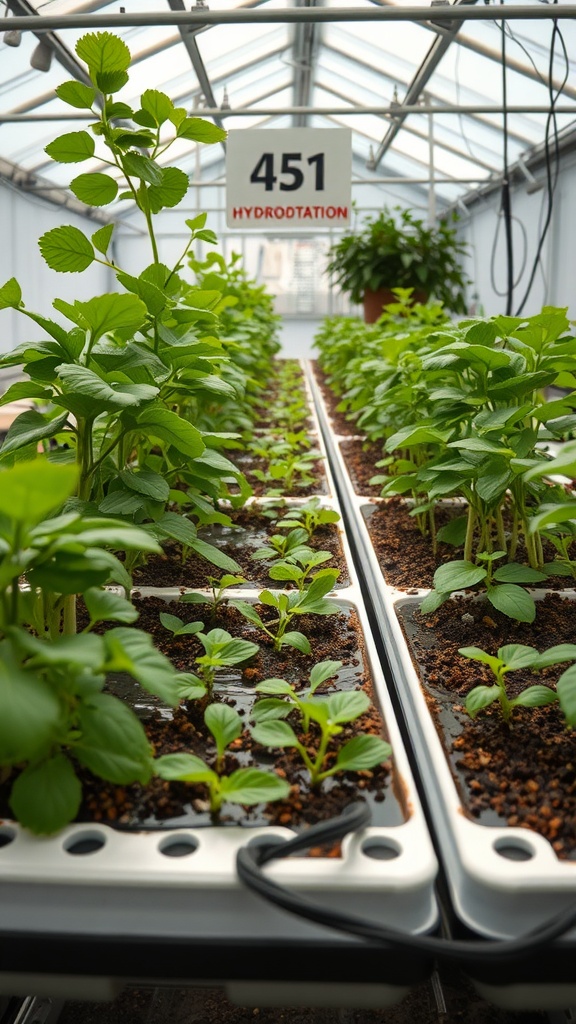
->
[0,361,438,1003]
[308,363,576,940]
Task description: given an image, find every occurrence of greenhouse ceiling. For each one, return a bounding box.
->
[1,0,576,214]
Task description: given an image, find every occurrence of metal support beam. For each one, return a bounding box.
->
[369,0,576,101]
[291,0,320,127]
[166,0,226,150]
[4,6,576,29]
[5,0,93,87]
[4,104,576,123]
[369,0,477,172]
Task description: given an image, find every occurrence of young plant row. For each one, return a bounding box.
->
[315,297,576,733]
[314,299,576,624]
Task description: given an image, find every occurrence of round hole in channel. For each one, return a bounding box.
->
[63,831,107,856]
[0,826,16,849]
[493,837,535,862]
[361,838,402,861]
[158,834,199,858]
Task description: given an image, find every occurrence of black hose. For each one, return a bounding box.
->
[236,802,576,966]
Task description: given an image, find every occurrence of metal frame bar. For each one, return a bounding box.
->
[291,0,320,127]
[3,104,575,122]
[321,38,536,145]
[4,6,576,28]
[167,0,226,150]
[370,0,478,171]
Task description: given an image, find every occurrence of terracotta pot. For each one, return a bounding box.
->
[362,287,427,323]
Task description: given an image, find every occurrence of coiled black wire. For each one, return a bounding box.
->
[236,802,576,966]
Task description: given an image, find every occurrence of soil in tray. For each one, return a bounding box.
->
[131,504,350,589]
[310,361,360,438]
[71,596,401,840]
[361,498,576,592]
[397,592,576,859]
[223,446,329,498]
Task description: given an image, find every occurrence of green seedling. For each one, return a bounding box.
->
[179,574,247,621]
[159,620,259,700]
[273,498,341,539]
[155,703,290,814]
[458,643,576,726]
[420,550,548,624]
[250,667,391,787]
[252,526,311,563]
[268,556,336,592]
[232,573,338,653]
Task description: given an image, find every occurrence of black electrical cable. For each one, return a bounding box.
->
[236,802,576,966]
[515,1,568,315]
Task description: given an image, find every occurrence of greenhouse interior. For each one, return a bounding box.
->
[1,1,576,1023]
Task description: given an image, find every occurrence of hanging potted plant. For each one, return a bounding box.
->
[324,206,469,322]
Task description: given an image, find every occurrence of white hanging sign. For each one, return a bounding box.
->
[226,128,351,229]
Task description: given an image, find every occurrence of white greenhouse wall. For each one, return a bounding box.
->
[459,149,576,321]
[0,182,114,355]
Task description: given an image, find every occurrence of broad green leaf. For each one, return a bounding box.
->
[458,647,503,674]
[136,405,205,457]
[465,684,500,717]
[251,698,293,723]
[493,563,547,584]
[511,685,558,709]
[251,720,299,748]
[122,152,163,185]
[0,381,53,408]
[10,754,82,835]
[115,271,167,316]
[177,117,227,144]
[532,644,576,668]
[557,665,576,726]
[57,364,156,410]
[159,613,203,637]
[119,469,170,502]
[151,511,198,548]
[96,70,129,94]
[230,600,263,626]
[70,172,118,206]
[28,549,113,594]
[281,631,311,654]
[55,81,96,109]
[205,703,242,754]
[419,589,451,614]
[140,89,173,125]
[76,31,131,74]
[83,587,139,625]
[97,491,144,515]
[448,437,513,456]
[0,460,77,522]
[309,660,342,692]
[220,769,289,806]
[0,653,63,765]
[528,503,576,534]
[433,560,486,593]
[497,644,540,670]
[75,693,153,783]
[0,410,70,461]
[0,277,22,309]
[216,637,259,665]
[269,563,302,583]
[326,690,370,724]
[92,223,114,255]
[56,292,148,342]
[189,537,242,574]
[148,167,189,213]
[38,226,94,273]
[436,515,468,547]
[45,131,95,163]
[175,673,206,701]
[21,633,104,669]
[154,752,214,783]
[255,678,294,696]
[104,627,181,705]
[486,584,536,623]
[334,735,392,772]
